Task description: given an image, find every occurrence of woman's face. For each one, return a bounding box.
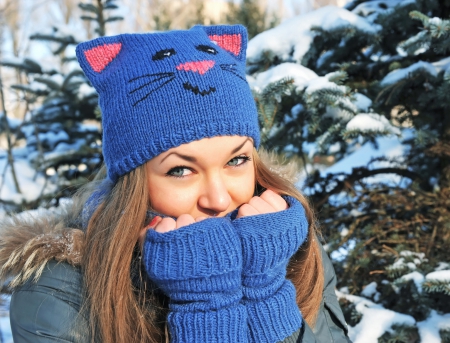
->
[146,136,255,219]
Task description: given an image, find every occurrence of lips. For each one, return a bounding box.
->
[183,81,216,96]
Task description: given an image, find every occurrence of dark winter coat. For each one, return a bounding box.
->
[3,230,351,343]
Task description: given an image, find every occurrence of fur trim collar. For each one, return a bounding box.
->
[0,209,85,289]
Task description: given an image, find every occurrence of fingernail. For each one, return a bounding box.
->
[148,216,161,228]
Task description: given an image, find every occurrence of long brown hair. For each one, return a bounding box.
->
[81,148,324,342]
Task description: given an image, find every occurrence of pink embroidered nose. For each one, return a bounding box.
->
[176,60,215,75]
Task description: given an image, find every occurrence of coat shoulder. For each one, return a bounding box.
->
[309,243,352,343]
[10,260,90,343]
[284,242,352,343]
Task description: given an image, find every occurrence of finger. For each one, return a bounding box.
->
[236,203,260,218]
[176,214,195,229]
[260,189,288,212]
[155,217,177,233]
[195,216,207,222]
[248,195,277,214]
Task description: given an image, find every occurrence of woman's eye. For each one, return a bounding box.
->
[166,167,192,178]
[227,156,250,167]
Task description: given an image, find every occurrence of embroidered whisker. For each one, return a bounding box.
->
[220,64,247,82]
[129,74,175,94]
[133,76,176,106]
[128,72,174,83]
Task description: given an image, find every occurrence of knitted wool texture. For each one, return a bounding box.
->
[143,197,308,343]
[143,218,247,343]
[233,196,308,343]
[75,25,260,182]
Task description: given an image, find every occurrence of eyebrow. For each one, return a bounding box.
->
[160,138,251,164]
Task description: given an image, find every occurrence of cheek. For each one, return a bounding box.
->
[147,179,197,217]
[229,168,255,204]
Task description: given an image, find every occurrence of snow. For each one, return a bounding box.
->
[248,62,318,92]
[330,239,356,261]
[0,156,56,204]
[352,0,415,17]
[53,139,85,153]
[49,73,64,85]
[247,6,379,64]
[304,75,346,95]
[314,130,415,188]
[417,310,450,343]
[338,291,416,343]
[398,271,425,293]
[425,270,450,282]
[353,93,372,112]
[432,56,450,73]
[322,134,407,176]
[0,295,12,343]
[35,130,70,148]
[429,17,443,26]
[78,83,97,99]
[340,289,450,343]
[361,281,378,297]
[4,117,22,130]
[380,61,438,86]
[346,113,401,135]
[340,227,349,237]
[0,315,12,343]
[316,49,334,69]
[28,81,48,92]
[435,262,450,271]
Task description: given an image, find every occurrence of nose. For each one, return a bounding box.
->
[198,173,231,216]
[176,60,215,75]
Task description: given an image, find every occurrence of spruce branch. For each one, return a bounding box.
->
[422,280,450,295]
[313,167,422,208]
[78,3,99,14]
[0,73,21,194]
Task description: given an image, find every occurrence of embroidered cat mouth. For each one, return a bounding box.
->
[183,82,216,96]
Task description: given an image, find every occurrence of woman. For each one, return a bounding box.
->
[0,25,351,343]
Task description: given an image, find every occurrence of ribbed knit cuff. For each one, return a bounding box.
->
[143,217,242,297]
[143,218,247,342]
[245,281,302,343]
[232,196,308,343]
[233,196,308,274]
[168,304,248,343]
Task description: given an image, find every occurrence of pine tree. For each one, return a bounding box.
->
[0,0,123,210]
[247,0,450,340]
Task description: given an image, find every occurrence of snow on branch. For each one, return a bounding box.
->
[247,6,379,65]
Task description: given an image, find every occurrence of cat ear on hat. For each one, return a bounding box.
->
[75,36,123,86]
[193,24,248,63]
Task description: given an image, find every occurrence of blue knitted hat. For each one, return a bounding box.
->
[76,25,260,182]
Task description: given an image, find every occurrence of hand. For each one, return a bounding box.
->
[236,189,288,219]
[141,216,247,343]
[232,194,307,343]
[138,214,207,251]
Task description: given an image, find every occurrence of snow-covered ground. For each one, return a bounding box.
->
[339,290,450,343]
[0,296,12,343]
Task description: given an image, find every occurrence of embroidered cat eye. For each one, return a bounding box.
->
[196,45,218,55]
[152,48,177,61]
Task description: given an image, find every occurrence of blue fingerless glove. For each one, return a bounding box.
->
[142,218,248,343]
[232,196,308,343]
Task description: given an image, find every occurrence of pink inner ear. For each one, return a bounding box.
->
[84,43,122,73]
[208,34,242,56]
